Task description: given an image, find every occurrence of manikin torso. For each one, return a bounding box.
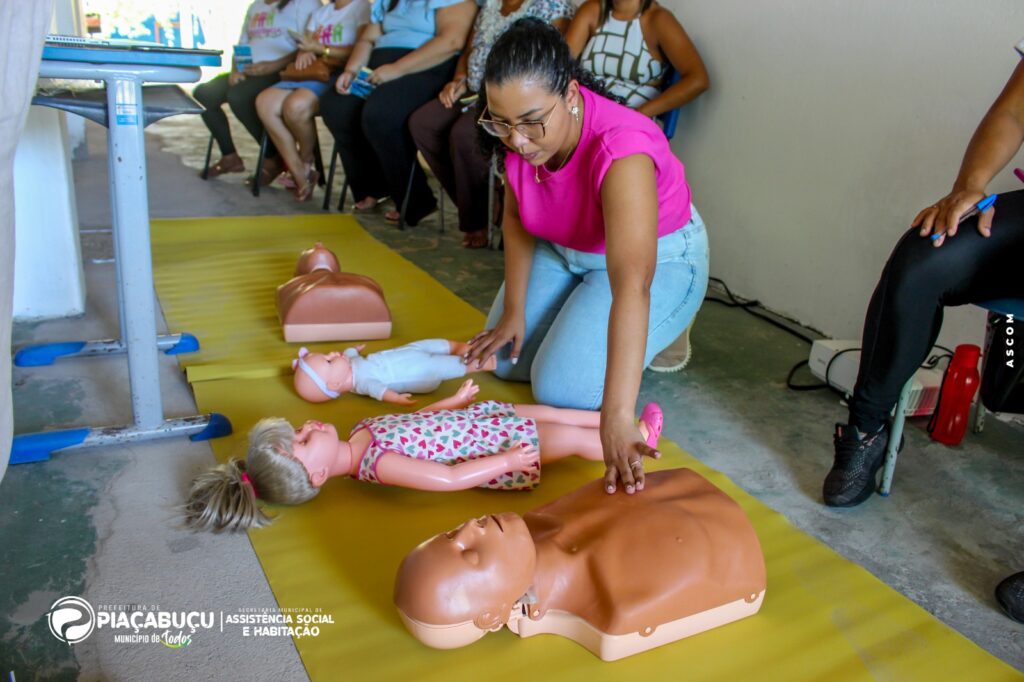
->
[522,468,764,635]
[276,243,392,342]
[395,469,766,661]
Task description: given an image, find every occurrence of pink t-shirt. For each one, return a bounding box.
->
[505,86,692,254]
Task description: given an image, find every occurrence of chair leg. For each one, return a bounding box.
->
[973,400,987,434]
[313,135,325,187]
[252,132,269,198]
[397,160,417,231]
[879,377,913,496]
[486,157,495,248]
[338,179,349,212]
[438,189,445,234]
[200,133,214,180]
[487,154,504,250]
[322,141,338,211]
[974,312,997,433]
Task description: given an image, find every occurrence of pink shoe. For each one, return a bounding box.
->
[639,402,663,448]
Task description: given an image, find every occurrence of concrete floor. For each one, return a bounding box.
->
[1,113,1022,680]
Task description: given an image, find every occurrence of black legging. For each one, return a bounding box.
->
[849,189,1024,433]
[320,49,457,225]
[193,72,280,159]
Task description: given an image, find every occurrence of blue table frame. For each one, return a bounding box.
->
[11,47,231,463]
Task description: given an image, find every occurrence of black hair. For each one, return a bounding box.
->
[477,18,621,169]
[277,0,294,8]
[598,0,653,26]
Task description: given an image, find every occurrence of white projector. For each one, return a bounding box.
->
[808,339,945,417]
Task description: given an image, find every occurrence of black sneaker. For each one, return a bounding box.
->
[823,423,889,507]
[995,571,1024,624]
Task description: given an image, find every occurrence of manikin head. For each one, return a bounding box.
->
[294,242,341,275]
[183,418,345,532]
[292,347,355,403]
[394,513,537,648]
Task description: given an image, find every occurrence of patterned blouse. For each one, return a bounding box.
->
[466,0,575,92]
[580,14,664,108]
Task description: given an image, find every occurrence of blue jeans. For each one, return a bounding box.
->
[486,209,710,410]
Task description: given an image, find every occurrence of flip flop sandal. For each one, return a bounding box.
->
[294,169,320,202]
[275,172,297,190]
[461,230,489,249]
[353,197,388,213]
[202,158,245,179]
[639,402,664,448]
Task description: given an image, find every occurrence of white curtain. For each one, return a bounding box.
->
[1,1,57,485]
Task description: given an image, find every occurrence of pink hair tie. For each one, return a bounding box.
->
[240,472,259,498]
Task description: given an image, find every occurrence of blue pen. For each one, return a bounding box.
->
[931,193,997,240]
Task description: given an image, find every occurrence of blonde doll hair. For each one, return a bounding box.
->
[183,418,320,532]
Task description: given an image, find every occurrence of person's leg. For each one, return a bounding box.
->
[849,193,1024,434]
[320,87,387,202]
[226,72,281,158]
[525,226,708,410]
[485,240,581,383]
[826,190,1024,507]
[408,98,460,206]
[535,422,603,462]
[282,87,321,168]
[256,87,304,180]
[450,109,491,244]
[282,87,322,199]
[362,56,458,224]
[194,74,234,155]
[643,216,710,365]
[193,74,245,174]
[648,208,711,372]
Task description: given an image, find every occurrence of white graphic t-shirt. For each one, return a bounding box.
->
[306,0,373,48]
[238,0,322,63]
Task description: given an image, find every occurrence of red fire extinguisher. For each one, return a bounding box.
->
[929,344,981,446]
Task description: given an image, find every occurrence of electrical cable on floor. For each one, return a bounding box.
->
[706,277,954,395]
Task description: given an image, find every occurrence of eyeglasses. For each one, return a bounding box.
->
[477,103,558,140]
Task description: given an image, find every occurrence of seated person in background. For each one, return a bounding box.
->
[395,468,766,661]
[256,0,372,201]
[565,0,709,118]
[821,44,1024,624]
[408,0,575,248]
[320,0,478,226]
[565,0,709,373]
[194,0,321,183]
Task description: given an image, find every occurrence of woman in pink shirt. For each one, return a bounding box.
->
[465,18,708,497]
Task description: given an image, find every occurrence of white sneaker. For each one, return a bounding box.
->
[649,322,693,373]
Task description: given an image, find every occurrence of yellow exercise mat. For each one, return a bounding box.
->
[192,377,1017,682]
[151,216,1018,680]
[151,215,482,383]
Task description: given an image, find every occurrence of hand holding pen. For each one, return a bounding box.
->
[912,190,997,248]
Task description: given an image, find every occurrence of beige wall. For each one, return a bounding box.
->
[664,1,1023,345]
